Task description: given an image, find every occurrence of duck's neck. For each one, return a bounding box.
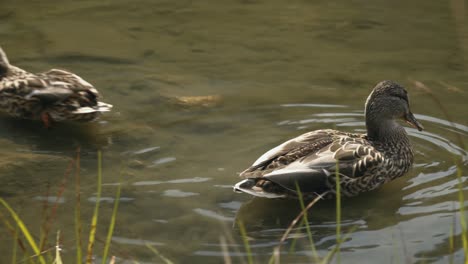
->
[366,118,410,145]
[0,63,7,78]
[0,49,10,78]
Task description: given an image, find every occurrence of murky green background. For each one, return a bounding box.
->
[0,0,467,263]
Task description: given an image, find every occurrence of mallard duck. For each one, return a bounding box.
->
[0,46,112,127]
[234,80,424,199]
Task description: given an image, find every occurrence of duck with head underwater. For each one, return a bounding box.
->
[234,80,424,199]
[0,46,112,127]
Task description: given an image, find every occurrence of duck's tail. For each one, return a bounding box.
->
[72,101,113,114]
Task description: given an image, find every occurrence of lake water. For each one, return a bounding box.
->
[0,0,467,263]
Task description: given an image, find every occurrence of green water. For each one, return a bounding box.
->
[0,1,467,263]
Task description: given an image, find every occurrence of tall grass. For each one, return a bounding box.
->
[334,162,341,264]
[101,165,123,264]
[238,220,254,264]
[269,192,325,264]
[295,183,320,263]
[11,224,19,264]
[145,244,174,264]
[0,149,122,264]
[0,198,46,264]
[455,158,467,261]
[75,148,83,264]
[53,231,63,264]
[85,151,103,264]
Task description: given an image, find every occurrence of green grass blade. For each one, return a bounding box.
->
[39,183,50,254]
[321,225,358,264]
[448,222,454,264]
[86,150,103,264]
[219,236,232,264]
[25,251,35,264]
[272,192,326,264]
[146,244,174,264]
[295,182,320,263]
[75,148,83,264]
[335,162,341,264]
[269,247,280,264]
[0,208,27,258]
[11,224,18,264]
[101,175,122,264]
[456,164,467,257]
[287,231,298,255]
[53,231,63,264]
[0,198,46,264]
[238,221,254,264]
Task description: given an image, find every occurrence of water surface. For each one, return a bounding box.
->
[0,1,467,263]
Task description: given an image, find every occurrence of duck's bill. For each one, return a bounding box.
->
[405,112,424,131]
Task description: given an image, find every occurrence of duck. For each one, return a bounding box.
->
[233,80,424,199]
[0,46,112,127]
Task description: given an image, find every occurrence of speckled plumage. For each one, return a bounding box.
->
[0,46,112,125]
[234,80,424,199]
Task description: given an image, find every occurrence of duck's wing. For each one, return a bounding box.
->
[238,131,384,195]
[0,69,97,104]
[265,137,384,193]
[0,70,52,96]
[29,69,99,104]
[240,129,338,178]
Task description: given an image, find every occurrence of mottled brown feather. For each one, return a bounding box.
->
[0,47,112,123]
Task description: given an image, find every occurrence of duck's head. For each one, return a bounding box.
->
[0,46,10,77]
[365,80,423,139]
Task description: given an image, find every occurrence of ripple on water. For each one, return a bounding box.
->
[194,251,257,257]
[398,200,463,216]
[278,117,358,126]
[193,208,234,222]
[405,165,458,189]
[277,108,364,130]
[218,201,242,211]
[193,239,281,257]
[162,189,199,197]
[148,157,177,167]
[280,103,348,108]
[415,114,468,133]
[133,177,211,186]
[34,196,65,204]
[165,177,211,184]
[403,177,467,200]
[87,196,135,203]
[410,130,467,159]
[111,236,164,246]
[131,146,161,155]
